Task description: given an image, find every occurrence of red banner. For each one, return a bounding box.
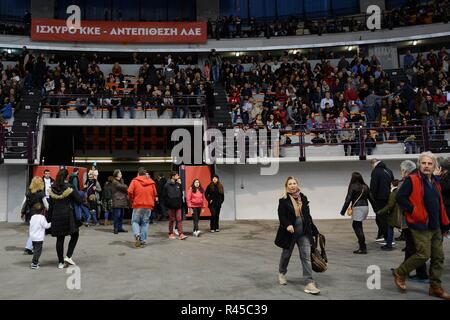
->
[31,18,207,44]
[181,165,212,217]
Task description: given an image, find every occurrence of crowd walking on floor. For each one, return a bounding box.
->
[18,152,450,299]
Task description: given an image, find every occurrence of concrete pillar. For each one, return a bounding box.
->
[369,45,399,69]
[0,166,7,222]
[360,0,385,13]
[0,165,29,223]
[31,0,56,19]
[196,0,220,21]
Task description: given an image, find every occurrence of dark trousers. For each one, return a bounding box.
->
[56,232,79,264]
[32,241,43,265]
[192,207,201,232]
[113,208,124,232]
[375,199,388,239]
[352,221,366,250]
[403,228,428,278]
[210,205,221,231]
[168,208,183,234]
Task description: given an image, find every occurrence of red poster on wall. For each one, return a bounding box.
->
[181,165,212,217]
[31,19,207,44]
[32,166,88,191]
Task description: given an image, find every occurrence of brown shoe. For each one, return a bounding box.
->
[429,286,450,300]
[393,270,406,292]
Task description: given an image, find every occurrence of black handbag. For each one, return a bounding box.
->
[311,233,328,273]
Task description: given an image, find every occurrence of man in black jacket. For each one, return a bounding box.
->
[370,159,394,242]
[162,172,187,240]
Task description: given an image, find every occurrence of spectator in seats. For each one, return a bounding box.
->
[111,91,123,118]
[420,94,438,136]
[122,92,136,119]
[112,62,123,81]
[319,91,334,115]
[339,122,356,156]
[173,90,187,119]
[340,172,376,254]
[377,107,393,140]
[0,97,12,124]
[336,111,348,131]
[322,113,336,143]
[241,98,253,125]
[250,102,263,124]
[255,114,265,128]
[202,61,211,81]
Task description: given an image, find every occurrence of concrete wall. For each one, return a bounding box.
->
[217,159,409,220]
[369,45,399,69]
[0,165,28,222]
[196,0,220,22]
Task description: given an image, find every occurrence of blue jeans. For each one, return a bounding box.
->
[386,226,394,247]
[113,208,125,232]
[131,208,151,242]
[212,65,220,83]
[85,210,98,225]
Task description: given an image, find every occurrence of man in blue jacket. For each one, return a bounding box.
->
[0,98,13,124]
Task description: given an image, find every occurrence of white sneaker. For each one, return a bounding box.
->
[196,230,201,236]
[375,238,385,242]
[210,230,215,233]
[379,242,396,246]
[174,229,179,236]
[193,231,198,237]
[278,273,287,285]
[304,282,320,295]
[58,263,65,269]
[64,256,76,266]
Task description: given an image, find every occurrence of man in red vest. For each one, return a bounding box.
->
[393,152,450,299]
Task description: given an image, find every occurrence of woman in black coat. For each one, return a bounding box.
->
[205,174,224,233]
[274,176,320,295]
[47,169,82,269]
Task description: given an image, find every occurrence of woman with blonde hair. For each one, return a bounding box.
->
[21,176,49,255]
[274,176,320,295]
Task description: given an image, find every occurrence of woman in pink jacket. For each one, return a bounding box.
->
[187,179,206,237]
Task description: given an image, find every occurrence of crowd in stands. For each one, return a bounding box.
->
[6,48,213,119]
[208,0,450,40]
[218,47,449,153]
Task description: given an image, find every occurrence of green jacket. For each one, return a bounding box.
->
[377,188,401,229]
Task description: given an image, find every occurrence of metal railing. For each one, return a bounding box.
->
[207,120,450,161]
[41,93,207,119]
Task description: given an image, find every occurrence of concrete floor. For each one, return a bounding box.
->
[1,219,449,300]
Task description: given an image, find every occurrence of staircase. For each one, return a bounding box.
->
[209,84,232,128]
[4,89,41,162]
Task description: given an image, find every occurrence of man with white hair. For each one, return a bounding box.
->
[393,152,450,299]
[398,160,428,282]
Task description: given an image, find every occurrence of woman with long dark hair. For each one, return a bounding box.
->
[340,172,376,254]
[187,179,206,237]
[47,169,83,268]
[205,175,224,233]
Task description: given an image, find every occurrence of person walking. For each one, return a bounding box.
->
[162,172,187,240]
[393,152,450,299]
[377,179,402,251]
[22,177,50,255]
[102,176,114,226]
[156,174,167,221]
[187,179,206,237]
[128,167,157,248]
[340,172,376,254]
[274,176,321,295]
[397,160,429,281]
[205,175,224,233]
[370,159,394,242]
[47,169,83,269]
[29,208,51,269]
[111,169,129,234]
[84,172,101,226]
[439,158,450,220]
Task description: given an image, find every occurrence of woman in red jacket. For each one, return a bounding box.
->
[187,179,206,237]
